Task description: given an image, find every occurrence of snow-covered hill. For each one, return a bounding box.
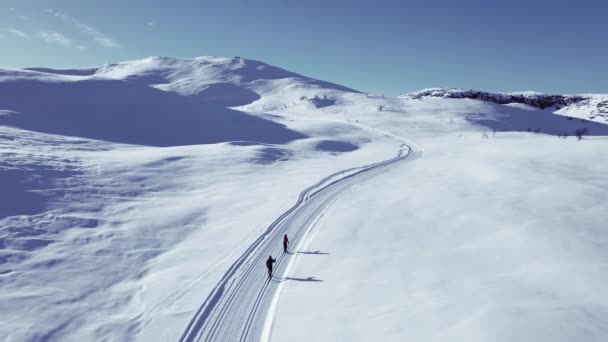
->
[1,56,608,342]
[28,56,359,108]
[402,87,608,122]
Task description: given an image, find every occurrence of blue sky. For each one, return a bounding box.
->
[1,0,606,96]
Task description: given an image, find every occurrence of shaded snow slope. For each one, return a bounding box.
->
[0,72,305,146]
[25,67,98,76]
[402,87,608,122]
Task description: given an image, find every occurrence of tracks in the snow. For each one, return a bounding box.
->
[179,134,421,342]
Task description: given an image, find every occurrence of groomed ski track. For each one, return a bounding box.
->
[179,125,422,342]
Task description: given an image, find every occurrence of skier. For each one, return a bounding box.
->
[283,234,289,253]
[266,255,276,279]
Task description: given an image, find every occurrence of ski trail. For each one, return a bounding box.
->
[178,124,422,342]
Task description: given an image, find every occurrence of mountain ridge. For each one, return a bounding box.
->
[4,56,608,122]
[401,87,608,122]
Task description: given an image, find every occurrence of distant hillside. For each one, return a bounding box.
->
[401,88,608,122]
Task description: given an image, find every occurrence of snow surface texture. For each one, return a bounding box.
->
[1,56,608,342]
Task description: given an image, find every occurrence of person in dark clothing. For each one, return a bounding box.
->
[283,234,289,253]
[266,255,276,278]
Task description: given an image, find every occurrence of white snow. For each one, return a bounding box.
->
[1,56,607,342]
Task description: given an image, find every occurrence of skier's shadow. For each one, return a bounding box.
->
[271,276,323,283]
[297,250,329,255]
[286,276,323,282]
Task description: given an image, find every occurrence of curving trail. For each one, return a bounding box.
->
[179,127,422,342]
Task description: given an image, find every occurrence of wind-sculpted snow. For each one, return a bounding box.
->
[0,152,82,219]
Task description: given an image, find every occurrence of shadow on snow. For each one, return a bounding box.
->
[272,276,323,283]
[285,276,323,282]
[297,250,330,255]
[465,101,608,137]
[0,78,306,147]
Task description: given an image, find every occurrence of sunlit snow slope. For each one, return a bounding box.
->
[1,56,608,342]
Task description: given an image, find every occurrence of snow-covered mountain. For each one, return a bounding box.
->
[2,56,608,342]
[0,56,363,148]
[28,56,359,107]
[402,87,608,122]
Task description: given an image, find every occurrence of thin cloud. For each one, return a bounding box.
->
[8,8,33,24]
[146,21,156,27]
[39,31,74,48]
[7,26,30,39]
[47,9,119,48]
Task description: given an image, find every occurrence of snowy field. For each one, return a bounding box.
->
[1,57,607,341]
